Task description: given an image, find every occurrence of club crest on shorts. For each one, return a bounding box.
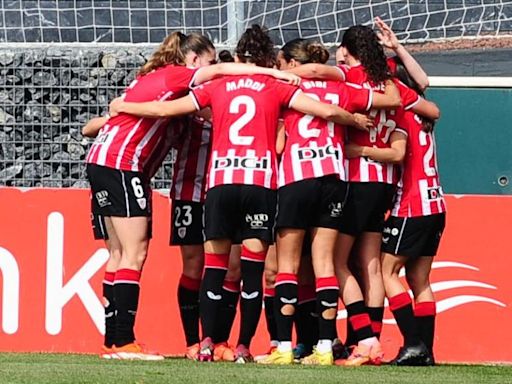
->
[329,202,343,218]
[178,227,187,239]
[95,190,110,207]
[245,213,268,229]
[137,198,147,210]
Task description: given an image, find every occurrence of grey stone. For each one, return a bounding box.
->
[0,108,15,125]
[33,71,58,86]
[0,52,15,66]
[52,151,71,162]
[0,164,23,181]
[68,139,85,160]
[101,53,118,69]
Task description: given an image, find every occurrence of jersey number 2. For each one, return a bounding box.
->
[229,95,256,145]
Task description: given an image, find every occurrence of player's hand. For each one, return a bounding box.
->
[353,113,374,131]
[109,97,124,117]
[345,144,364,159]
[274,69,301,86]
[375,16,399,50]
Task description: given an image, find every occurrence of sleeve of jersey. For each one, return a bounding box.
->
[397,80,421,110]
[278,83,302,108]
[190,83,212,111]
[165,66,198,91]
[345,83,372,112]
[393,109,410,137]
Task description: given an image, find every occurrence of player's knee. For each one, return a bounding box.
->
[264,268,277,288]
[405,271,429,291]
[321,308,337,320]
[281,304,295,316]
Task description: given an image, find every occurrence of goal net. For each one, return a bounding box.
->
[1,0,511,46]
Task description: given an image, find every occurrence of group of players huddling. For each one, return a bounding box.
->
[83,17,445,367]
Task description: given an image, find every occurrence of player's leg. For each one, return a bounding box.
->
[101,216,122,357]
[300,176,346,366]
[258,180,311,365]
[404,213,445,364]
[213,245,241,362]
[294,243,318,360]
[254,245,279,362]
[171,200,205,359]
[381,215,434,366]
[301,226,339,366]
[405,256,435,362]
[88,164,162,360]
[335,183,383,366]
[198,185,237,361]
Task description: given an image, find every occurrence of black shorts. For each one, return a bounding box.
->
[339,182,396,236]
[90,212,153,241]
[276,176,348,230]
[381,213,446,258]
[170,200,204,246]
[87,164,152,217]
[204,184,277,244]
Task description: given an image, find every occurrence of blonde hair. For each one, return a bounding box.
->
[138,32,215,76]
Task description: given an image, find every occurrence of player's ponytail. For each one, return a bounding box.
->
[280,38,329,64]
[138,32,214,76]
[341,25,391,85]
[235,24,275,68]
[392,56,435,133]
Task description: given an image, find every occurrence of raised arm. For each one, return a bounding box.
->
[286,63,345,82]
[290,92,373,131]
[109,95,198,118]
[194,63,301,86]
[375,17,429,91]
[345,130,407,164]
[82,116,108,137]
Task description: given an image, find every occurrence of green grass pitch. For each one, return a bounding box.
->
[0,354,510,384]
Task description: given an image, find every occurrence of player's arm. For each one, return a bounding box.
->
[193,63,301,86]
[290,92,373,131]
[410,98,440,120]
[82,116,108,137]
[109,95,198,118]
[345,130,407,163]
[370,79,401,109]
[286,64,345,81]
[375,16,429,90]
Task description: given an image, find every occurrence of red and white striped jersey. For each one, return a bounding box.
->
[391,111,446,217]
[279,80,372,187]
[342,64,420,184]
[86,65,197,172]
[170,115,212,203]
[143,118,184,179]
[191,74,300,190]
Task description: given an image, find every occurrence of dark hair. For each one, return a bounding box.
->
[280,38,329,64]
[138,32,214,75]
[392,56,435,132]
[218,49,235,63]
[341,25,390,85]
[235,24,275,68]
